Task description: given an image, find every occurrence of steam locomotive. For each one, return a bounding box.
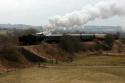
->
[18,33,107,45]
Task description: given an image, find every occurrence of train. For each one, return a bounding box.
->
[18,33,107,45]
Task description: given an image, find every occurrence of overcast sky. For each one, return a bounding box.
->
[0,0,123,26]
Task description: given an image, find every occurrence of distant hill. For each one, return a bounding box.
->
[0,24,43,30]
[84,26,122,33]
[53,26,122,34]
[0,24,123,36]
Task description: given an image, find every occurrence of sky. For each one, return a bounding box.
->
[0,0,123,26]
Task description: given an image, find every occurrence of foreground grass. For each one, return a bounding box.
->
[1,55,125,83]
[0,67,125,83]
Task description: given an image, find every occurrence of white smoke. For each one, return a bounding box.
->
[45,0,125,32]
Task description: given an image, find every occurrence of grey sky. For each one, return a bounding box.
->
[0,0,123,26]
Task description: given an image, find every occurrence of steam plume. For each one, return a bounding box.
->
[47,0,125,29]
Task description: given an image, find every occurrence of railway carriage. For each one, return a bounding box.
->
[18,33,107,45]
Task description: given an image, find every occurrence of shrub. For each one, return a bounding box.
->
[0,35,21,63]
[94,34,115,51]
[103,34,115,50]
[59,35,82,53]
[12,28,38,37]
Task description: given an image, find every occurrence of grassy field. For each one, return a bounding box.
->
[0,67,125,83]
[71,53,125,66]
[0,54,125,83]
[0,30,8,35]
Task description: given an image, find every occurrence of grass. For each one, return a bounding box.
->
[1,54,125,83]
[0,67,125,83]
[0,30,8,35]
[71,53,125,66]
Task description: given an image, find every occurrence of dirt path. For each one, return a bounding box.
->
[38,64,125,69]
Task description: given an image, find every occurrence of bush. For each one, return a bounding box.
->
[59,35,82,53]
[0,45,20,62]
[94,34,115,51]
[12,28,38,37]
[103,34,115,50]
[120,38,125,44]
[0,35,21,63]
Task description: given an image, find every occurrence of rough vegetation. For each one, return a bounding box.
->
[0,28,37,69]
[59,35,83,53]
[13,28,38,37]
[0,34,30,68]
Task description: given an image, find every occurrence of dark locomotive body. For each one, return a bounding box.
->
[18,33,107,45]
[19,34,45,45]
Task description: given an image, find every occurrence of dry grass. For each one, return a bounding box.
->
[1,54,125,83]
[0,67,125,83]
[0,30,8,35]
[72,53,125,66]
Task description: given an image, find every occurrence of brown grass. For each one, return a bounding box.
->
[1,54,125,83]
[0,67,125,83]
[71,53,125,66]
[23,44,70,61]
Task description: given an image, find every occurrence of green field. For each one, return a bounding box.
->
[1,55,125,83]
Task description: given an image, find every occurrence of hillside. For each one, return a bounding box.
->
[0,24,42,29]
[19,44,71,62]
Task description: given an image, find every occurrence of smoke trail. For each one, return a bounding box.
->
[47,0,125,29]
